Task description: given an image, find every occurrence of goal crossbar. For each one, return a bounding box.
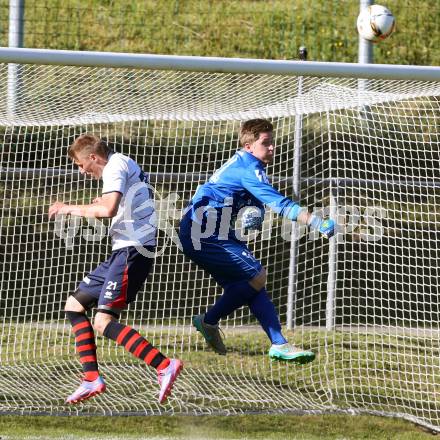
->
[0,47,440,81]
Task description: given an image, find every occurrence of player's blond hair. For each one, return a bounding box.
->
[68,134,112,159]
[239,119,273,147]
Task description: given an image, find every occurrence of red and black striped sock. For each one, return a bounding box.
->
[66,311,100,381]
[103,321,170,371]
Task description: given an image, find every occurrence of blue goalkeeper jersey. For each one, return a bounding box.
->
[186,150,302,233]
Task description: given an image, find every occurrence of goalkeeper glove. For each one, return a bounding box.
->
[308,215,335,238]
[241,207,263,231]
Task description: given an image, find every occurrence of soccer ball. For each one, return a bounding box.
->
[357,4,395,43]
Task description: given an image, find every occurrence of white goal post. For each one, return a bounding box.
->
[1,48,440,431]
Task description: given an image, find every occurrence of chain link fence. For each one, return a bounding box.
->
[0,0,439,65]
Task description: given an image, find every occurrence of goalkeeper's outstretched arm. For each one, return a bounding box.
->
[296,209,335,239]
[241,170,335,238]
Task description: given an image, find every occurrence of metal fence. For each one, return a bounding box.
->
[0,0,439,65]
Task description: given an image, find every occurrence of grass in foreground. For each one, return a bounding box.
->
[2,324,440,419]
[0,414,437,440]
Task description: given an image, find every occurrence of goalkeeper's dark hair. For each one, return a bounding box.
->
[68,133,112,159]
[239,119,273,147]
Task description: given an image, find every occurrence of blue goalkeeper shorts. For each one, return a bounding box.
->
[179,214,262,287]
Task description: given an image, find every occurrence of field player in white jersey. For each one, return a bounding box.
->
[48,134,183,405]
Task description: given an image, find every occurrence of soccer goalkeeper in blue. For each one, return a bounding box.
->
[179,119,335,363]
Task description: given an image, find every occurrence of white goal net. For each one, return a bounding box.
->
[0,53,439,430]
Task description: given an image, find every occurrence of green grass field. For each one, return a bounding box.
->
[0,0,439,65]
[0,413,437,440]
[1,323,440,435]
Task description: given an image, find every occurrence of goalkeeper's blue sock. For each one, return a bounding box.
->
[247,289,287,345]
[204,280,257,325]
[204,282,287,345]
